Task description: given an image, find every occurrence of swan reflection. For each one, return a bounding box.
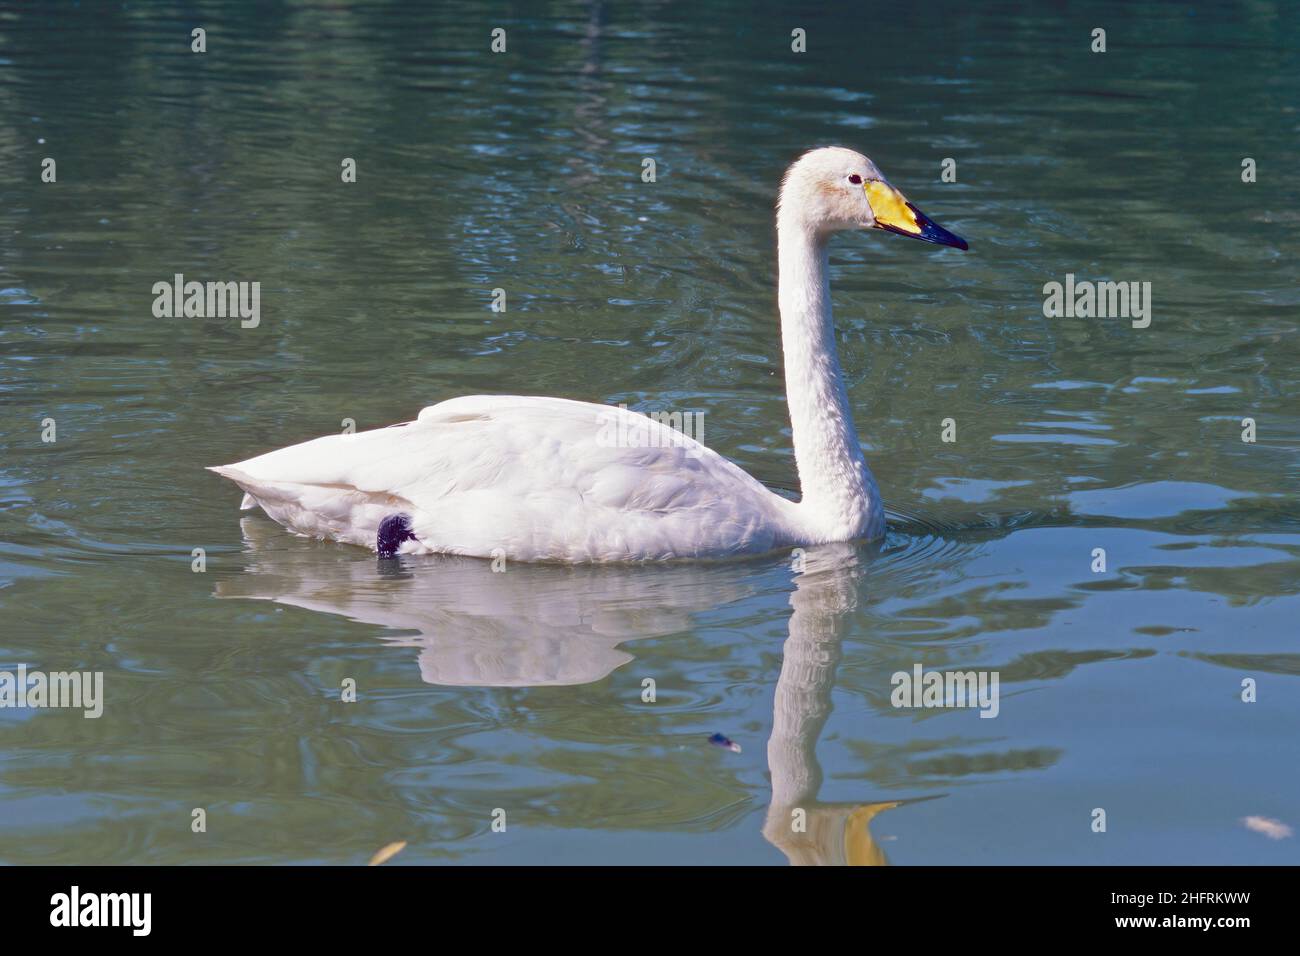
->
[219,518,900,863]
[764,545,901,865]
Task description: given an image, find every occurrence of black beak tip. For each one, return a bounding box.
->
[913,206,968,250]
[879,205,969,251]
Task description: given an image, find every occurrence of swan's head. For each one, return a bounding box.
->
[778,146,967,250]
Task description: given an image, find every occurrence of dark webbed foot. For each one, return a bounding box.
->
[377,513,418,558]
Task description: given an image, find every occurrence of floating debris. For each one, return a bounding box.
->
[368,841,408,866]
[708,733,741,753]
[1242,816,1292,840]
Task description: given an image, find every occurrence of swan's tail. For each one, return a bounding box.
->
[207,465,261,510]
[208,464,317,518]
[207,463,414,553]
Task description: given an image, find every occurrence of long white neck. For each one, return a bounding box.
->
[777,220,881,540]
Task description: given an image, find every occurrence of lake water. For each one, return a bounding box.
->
[1,1,1297,864]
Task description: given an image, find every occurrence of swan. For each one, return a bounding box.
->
[210,146,967,562]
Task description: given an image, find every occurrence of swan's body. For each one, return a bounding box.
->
[211,147,966,563]
[212,395,802,562]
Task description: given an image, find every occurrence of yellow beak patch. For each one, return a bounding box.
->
[865,180,921,235]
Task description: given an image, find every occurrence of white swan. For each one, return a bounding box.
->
[210,147,967,562]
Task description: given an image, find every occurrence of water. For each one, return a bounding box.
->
[1,1,1298,864]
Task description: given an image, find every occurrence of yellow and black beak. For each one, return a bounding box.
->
[865,180,968,250]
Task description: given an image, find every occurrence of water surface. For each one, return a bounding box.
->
[1,1,1298,864]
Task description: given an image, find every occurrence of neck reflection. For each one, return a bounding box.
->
[764,544,897,865]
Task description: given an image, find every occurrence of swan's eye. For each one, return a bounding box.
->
[848,174,863,185]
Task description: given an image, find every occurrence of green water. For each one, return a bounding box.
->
[1,1,1298,864]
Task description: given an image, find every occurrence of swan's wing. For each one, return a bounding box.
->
[210,395,794,561]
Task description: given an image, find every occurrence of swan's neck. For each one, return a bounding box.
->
[778,222,880,539]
